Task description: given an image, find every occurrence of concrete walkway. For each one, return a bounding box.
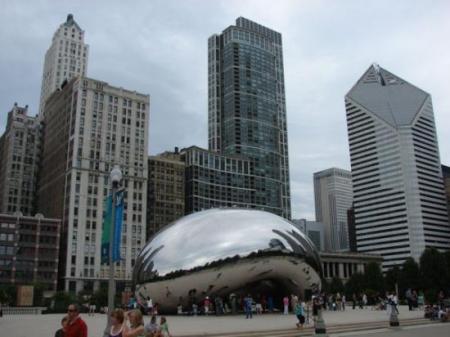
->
[0,306,425,337]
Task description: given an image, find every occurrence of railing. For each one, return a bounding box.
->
[1,306,46,315]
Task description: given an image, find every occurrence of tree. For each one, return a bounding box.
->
[364,262,384,294]
[33,282,45,306]
[345,272,365,297]
[53,291,76,313]
[419,248,447,303]
[398,257,420,297]
[329,277,345,294]
[384,265,400,292]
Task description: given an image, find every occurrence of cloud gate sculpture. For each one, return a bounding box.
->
[133,209,322,313]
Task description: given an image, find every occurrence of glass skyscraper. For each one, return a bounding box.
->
[208,17,291,219]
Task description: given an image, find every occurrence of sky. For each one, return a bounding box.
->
[0,0,449,220]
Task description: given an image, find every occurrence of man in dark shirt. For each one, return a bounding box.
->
[65,304,87,337]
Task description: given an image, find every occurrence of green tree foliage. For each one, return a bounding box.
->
[419,248,447,302]
[397,257,420,296]
[345,272,365,297]
[364,262,385,294]
[53,291,76,313]
[384,265,399,292]
[329,277,345,294]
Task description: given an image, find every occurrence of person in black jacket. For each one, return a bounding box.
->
[54,316,69,337]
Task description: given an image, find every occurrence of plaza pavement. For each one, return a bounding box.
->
[0,305,431,337]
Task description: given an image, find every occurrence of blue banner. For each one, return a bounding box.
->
[112,190,124,262]
[101,195,113,264]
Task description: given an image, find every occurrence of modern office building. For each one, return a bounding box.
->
[442,165,450,220]
[38,77,149,292]
[181,146,258,214]
[0,103,42,215]
[208,17,291,219]
[0,212,60,291]
[39,14,89,116]
[292,219,325,251]
[345,64,450,270]
[314,168,353,252]
[147,149,185,239]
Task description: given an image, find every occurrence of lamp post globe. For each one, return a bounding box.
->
[110,165,123,185]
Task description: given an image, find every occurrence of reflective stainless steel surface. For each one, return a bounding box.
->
[133,208,322,312]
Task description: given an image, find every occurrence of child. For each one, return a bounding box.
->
[159,316,171,337]
[54,316,69,337]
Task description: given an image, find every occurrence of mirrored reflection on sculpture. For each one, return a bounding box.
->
[133,209,322,313]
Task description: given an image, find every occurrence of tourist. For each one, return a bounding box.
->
[312,297,320,323]
[283,295,289,315]
[65,304,87,337]
[267,295,274,312]
[159,316,172,337]
[204,296,210,315]
[294,301,305,329]
[352,293,357,310]
[255,300,263,315]
[405,288,412,311]
[124,309,145,337]
[291,294,298,312]
[244,294,253,319]
[146,297,153,315]
[54,316,69,337]
[109,309,127,337]
[144,315,159,337]
[342,294,346,311]
[362,293,367,308]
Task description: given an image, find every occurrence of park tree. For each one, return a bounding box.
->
[398,257,420,297]
[364,262,384,294]
[329,277,345,294]
[345,272,365,297]
[384,265,400,292]
[419,248,447,302]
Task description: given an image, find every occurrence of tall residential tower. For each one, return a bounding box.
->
[39,14,89,115]
[345,64,450,270]
[208,17,291,218]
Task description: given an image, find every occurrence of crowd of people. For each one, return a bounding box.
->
[54,304,172,337]
[54,289,450,336]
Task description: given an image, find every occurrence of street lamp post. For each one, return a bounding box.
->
[104,165,122,337]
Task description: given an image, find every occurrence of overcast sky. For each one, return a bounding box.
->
[1,0,449,219]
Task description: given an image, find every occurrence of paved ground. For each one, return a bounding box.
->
[331,323,449,337]
[0,306,427,337]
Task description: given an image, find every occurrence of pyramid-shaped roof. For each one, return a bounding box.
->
[346,64,429,127]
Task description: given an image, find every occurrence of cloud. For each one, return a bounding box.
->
[1,0,449,220]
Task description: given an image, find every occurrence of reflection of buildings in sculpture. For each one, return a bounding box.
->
[320,251,383,283]
[442,165,450,220]
[292,219,325,251]
[133,209,321,313]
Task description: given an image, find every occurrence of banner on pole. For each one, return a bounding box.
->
[113,190,124,262]
[101,195,112,264]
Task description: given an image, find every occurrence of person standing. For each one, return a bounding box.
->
[267,295,274,312]
[159,316,172,337]
[294,301,305,329]
[244,294,253,319]
[342,294,346,311]
[283,296,289,315]
[204,297,210,315]
[109,309,127,337]
[405,288,412,311]
[362,293,368,308]
[146,297,153,315]
[124,309,145,337]
[54,316,69,337]
[65,304,87,337]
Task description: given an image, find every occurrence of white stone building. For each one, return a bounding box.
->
[39,14,89,116]
[38,77,149,292]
